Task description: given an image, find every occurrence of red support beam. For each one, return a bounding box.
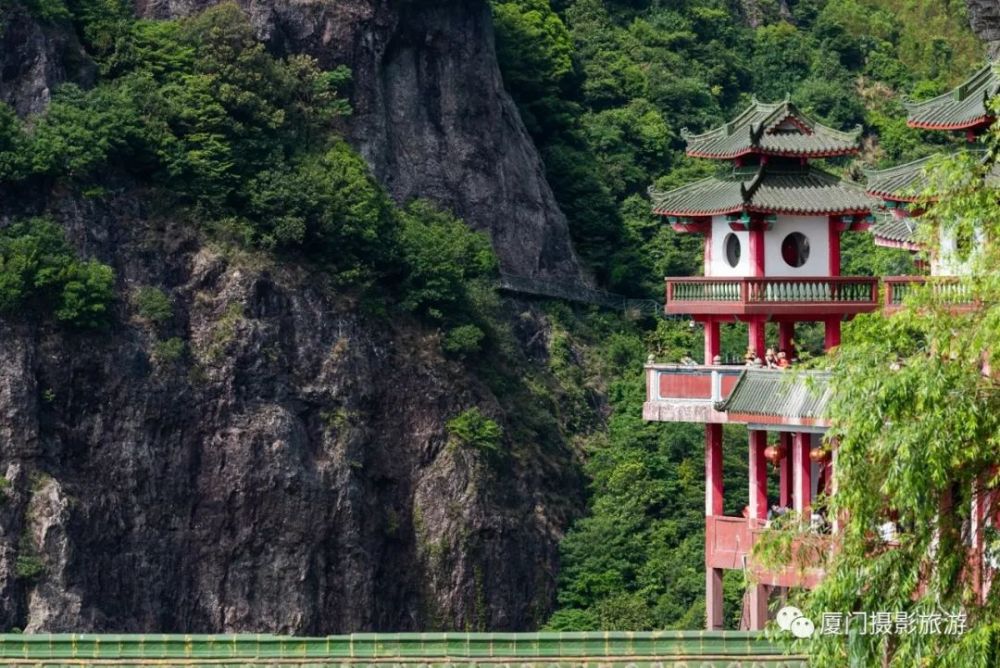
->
[749,431,768,520]
[778,321,795,359]
[828,217,842,277]
[793,432,812,516]
[706,424,724,516]
[779,433,792,508]
[706,568,724,630]
[749,224,765,277]
[704,319,721,365]
[824,318,841,351]
[748,318,766,359]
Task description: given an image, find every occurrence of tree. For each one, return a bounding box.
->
[764,144,1000,666]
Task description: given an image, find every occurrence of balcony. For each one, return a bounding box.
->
[643,364,743,423]
[665,276,880,317]
[706,516,829,589]
[884,276,977,313]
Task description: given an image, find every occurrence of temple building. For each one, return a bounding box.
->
[644,67,997,631]
[644,98,879,630]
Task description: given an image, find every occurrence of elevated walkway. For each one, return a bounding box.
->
[0,632,806,667]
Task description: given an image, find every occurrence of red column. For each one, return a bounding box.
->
[749,223,765,277]
[778,321,795,358]
[824,318,841,351]
[706,423,725,630]
[704,223,713,271]
[779,432,792,507]
[749,431,768,520]
[828,217,842,277]
[793,432,812,516]
[704,319,721,365]
[748,318,766,358]
[706,424,724,516]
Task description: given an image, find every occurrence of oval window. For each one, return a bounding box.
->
[781,232,810,268]
[724,233,741,268]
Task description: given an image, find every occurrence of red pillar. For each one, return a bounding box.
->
[706,568,724,630]
[749,224,765,277]
[706,423,724,630]
[824,318,841,351]
[778,321,795,358]
[749,430,768,520]
[793,432,812,516]
[779,433,792,508]
[706,424,723,516]
[828,217,842,277]
[748,318,766,359]
[704,319,721,365]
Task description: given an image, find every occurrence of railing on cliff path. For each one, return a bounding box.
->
[498,272,670,319]
[0,632,807,667]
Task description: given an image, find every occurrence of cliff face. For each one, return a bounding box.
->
[967,0,1000,58]
[0,0,587,633]
[135,0,582,280]
[0,189,582,633]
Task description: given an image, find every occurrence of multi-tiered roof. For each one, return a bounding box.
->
[904,62,999,131]
[682,98,863,159]
[652,98,871,220]
[869,62,997,249]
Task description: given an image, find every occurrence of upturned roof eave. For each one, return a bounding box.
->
[685,146,861,160]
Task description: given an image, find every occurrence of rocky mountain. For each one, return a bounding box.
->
[967,0,1000,58]
[0,0,585,633]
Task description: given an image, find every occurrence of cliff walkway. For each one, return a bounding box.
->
[497,273,669,319]
[0,632,805,667]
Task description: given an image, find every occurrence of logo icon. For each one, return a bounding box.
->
[777,605,815,638]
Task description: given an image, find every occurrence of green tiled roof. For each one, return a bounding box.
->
[715,369,830,420]
[871,211,921,248]
[905,62,999,130]
[0,633,808,667]
[650,164,874,217]
[864,155,934,202]
[682,97,862,159]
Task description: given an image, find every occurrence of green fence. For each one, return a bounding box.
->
[0,632,805,667]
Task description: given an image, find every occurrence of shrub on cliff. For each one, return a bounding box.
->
[0,218,115,328]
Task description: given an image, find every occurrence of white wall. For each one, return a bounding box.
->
[932,226,982,276]
[705,214,833,277]
[763,215,830,277]
[706,215,750,276]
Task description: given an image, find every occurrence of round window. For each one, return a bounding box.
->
[781,232,810,268]
[724,233,741,268]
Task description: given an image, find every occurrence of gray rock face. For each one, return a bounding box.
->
[0,193,581,633]
[0,4,94,116]
[967,0,1000,58]
[134,0,583,280]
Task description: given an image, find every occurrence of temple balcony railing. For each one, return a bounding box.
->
[665,276,881,317]
[643,364,744,423]
[706,515,830,589]
[883,276,978,313]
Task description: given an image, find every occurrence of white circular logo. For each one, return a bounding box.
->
[790,616,816,638]
[776,605,803,631]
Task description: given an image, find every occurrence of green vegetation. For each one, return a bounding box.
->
[753,141,1000,666]
[488,0,982,633]
[15,533,44,582]
[133,286,172,324]
[152,336,186,364]
[0,218,115,328]
[493,0,979,293]
[447,408,505,459]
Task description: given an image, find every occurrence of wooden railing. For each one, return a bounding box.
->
[665,276,880,316]
[884,276,976,310]
[706,515,830,589]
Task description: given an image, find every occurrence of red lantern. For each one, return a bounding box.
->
[764,445,784,465]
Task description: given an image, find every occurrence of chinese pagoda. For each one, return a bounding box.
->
[644,97,880,630]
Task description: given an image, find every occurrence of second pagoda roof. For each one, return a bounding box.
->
[681,97,862,159]
[650,164,875,217]
[905,62,999,130]
[864,155,936,202]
